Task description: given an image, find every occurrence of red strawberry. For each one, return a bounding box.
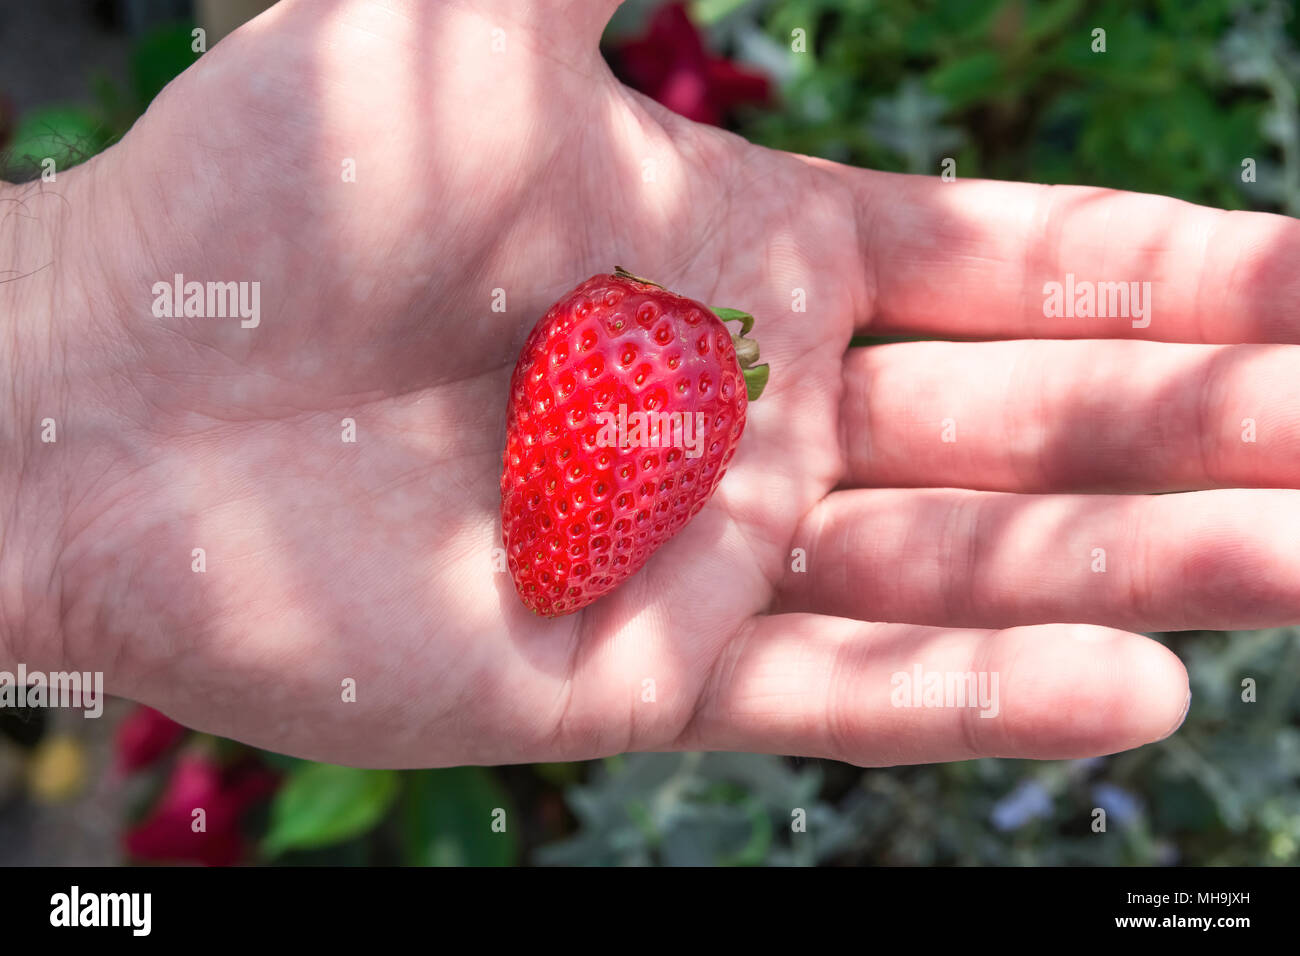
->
[501,268,769,617]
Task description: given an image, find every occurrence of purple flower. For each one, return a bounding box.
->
[991,780,1053,832]
[1092,782,1143,826]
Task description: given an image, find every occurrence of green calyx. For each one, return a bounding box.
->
[714,307,769,402]
[611,267,770,402]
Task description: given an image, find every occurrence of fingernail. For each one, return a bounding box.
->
[1162,689,1191,740]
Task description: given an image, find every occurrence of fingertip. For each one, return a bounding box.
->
[998,624,1190,759]
[1113,628,1190,747]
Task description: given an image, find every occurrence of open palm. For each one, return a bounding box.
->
[29,0,1298,767]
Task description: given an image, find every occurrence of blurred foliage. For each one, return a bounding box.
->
[1,20,200,181]
[529,629,1300,866]
[4,1,1298,866]
[666,0,1299,867]
[401,767,517,866]
[263,763,401,858]
[708,0,1300,212]
[251,761,517,866]
[536,752,867,865]
[239,612,1300,867]
[4,106,110,176]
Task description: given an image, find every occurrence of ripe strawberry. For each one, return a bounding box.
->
[501,267,769,617]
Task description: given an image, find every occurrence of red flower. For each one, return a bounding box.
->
[123,753,279,866]
[115,705,187,773]
[611,3,770,126]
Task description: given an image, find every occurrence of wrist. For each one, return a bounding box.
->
[0,173,87,670]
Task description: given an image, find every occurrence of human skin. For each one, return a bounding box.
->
[4,0,1298,768]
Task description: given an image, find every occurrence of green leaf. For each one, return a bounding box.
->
[743,363,770,401]
[5,106,107,175]
[130,21,203,108]
[721,797,774,866]
[1021,0,1084,45]
[262,764,400,857]
[689,0,752,27]
[927,52,1003,110]
[401,767,517,867]
[257,749,307,773]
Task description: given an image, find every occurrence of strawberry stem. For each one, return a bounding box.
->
[712,307,769,402]
[613,265,664,289]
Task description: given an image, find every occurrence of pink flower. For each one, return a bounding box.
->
[611,3,771,126]
[115,705,187,773]
[123,754,279,866]
[115,705,186,772]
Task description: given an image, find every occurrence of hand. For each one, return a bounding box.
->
[10,0,1293,768]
